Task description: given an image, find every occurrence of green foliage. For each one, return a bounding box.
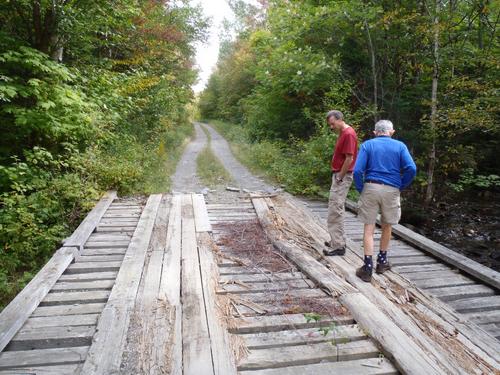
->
[449,169,500,193]
[200,0,500,202]
[0,1,208,309]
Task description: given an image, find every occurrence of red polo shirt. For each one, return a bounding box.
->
[331,126,358,172]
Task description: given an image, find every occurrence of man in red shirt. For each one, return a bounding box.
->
[323,110,358,256]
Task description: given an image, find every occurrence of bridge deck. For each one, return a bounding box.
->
[0,192,498,374]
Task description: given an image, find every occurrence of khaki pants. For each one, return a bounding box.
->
[327,173,353,249]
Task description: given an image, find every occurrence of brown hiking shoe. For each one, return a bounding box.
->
[376,262,391,274]
[356,266,372,282]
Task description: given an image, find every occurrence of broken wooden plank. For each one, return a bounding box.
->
[251,197,355,297]
[259,194,500,374]
[0,247,78,352]
[192,193,212,232]
[80,194,162,375]
[181,195,214,375]
[63,191,117,251]
[198,232,237,375]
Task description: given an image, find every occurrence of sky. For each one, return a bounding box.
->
[192,0,235,94]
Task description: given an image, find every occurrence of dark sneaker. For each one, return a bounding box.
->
[356,266,372,282]
[323,247,345,256]
[376,262,391,274]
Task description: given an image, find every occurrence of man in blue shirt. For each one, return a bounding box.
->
[353,120,417,282]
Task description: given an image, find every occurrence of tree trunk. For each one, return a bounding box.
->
[364,19,378,120]
[425,0,440,206]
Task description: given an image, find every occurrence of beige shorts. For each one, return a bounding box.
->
[358,183,401,225]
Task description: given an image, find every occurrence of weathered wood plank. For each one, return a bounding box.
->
[264,194,500,374]
[121,196,170,374]
[428,284,496,301]
[198,232,237,375]
[87,233,132,241]
[77,255,124,262]
[0,347,88,369]
[237,288,326,304]
[80,248,127,256]
[449,295,500,314]
[346,199,500,291]
[80,194,162,375]
[230,314,352,334]
[389,256,437,266]
[238,339,379,371]
[0,364,80,374]
[65,261,122,274]
[252,197,355,297]
[84,241,130,249]
[192,193,212,232]
[239,358,399,375]
[181,195,214,375]
[40,290,110,306]
[399,269,459,281]
[23,314,99,329]
[7,325,95,351]
[51,279,114,292]
[219,272,305,284]
[241,324,366,349]
[159,194,182,375]
[218,279,312,294]
[32,303,105,317]
[341,292,445,375]
[413,275,476,289]
[63,191,117,250]
[97,221,138,227]
[219,267,263,275]
[392,263,452,273]
[59,271,117,282]
[94,226,136,233]
[238,357,397,375]
[463,310,500,325]
[0,247,77,352]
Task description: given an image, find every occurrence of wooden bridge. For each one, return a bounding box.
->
[0,191,499,374]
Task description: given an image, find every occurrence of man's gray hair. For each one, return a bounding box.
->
[374,120,394,134]
[326,110,343,121]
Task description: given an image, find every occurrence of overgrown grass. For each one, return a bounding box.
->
[196,124,233,187]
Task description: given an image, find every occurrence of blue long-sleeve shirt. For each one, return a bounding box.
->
[353,136,417,192]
